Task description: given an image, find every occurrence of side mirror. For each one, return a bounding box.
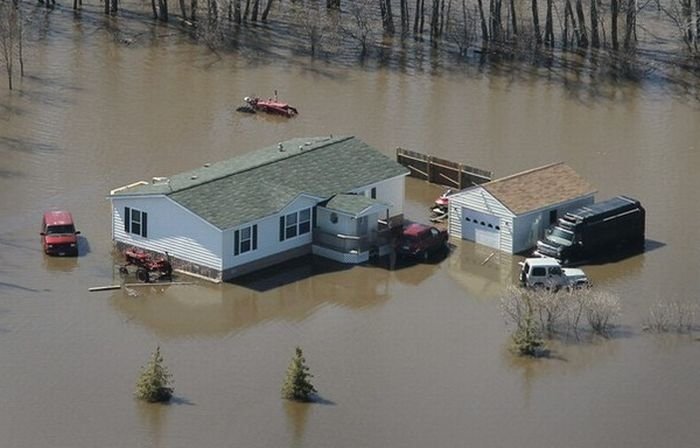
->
[40,232,45,236]
[75,231,81,235]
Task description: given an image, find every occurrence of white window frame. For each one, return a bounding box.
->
[234,224,257,256]
[126,207,147,238]
[280,208,312,241]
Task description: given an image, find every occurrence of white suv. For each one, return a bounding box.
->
[519,257,590,290]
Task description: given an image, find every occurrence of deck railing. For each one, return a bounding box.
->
[313,229,392,253]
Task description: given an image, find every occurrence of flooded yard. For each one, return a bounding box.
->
[1,10,700,448]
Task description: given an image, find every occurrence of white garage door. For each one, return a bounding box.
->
[461,208,501,250]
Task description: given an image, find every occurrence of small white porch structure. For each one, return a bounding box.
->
[312,194,394,264]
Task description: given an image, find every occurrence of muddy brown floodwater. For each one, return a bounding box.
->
[1,12,700,448]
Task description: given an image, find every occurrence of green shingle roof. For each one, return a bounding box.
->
[324,194,389,217]
[111,136,408,230]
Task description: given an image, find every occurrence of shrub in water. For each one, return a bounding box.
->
[281,347,317,402]
[135,346,173,403]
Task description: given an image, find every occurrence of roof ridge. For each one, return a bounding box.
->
[167,135,355,196]
[484,162,564,186]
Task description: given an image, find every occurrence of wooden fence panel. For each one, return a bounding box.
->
[396,148,492,189]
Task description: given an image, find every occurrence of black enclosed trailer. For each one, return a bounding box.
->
[535,196,645,263]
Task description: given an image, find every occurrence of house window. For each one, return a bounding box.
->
[299,209,311,234]
[279,208,312,241]
[549,209,558,224]
[234,224,257,255]
[371,187,377,199]
[124,207,148,238]
[285,213,297,239]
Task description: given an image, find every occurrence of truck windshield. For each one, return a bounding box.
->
[547,227,573,246]
[46,225,75,235]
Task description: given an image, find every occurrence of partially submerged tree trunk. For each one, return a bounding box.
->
[545,0,554,46]
[532,0,542,44]
[477,0,488,42]
[590,0,600,47]
[611,0,619,49]
[261,0,273,21]
[575,0,589,47]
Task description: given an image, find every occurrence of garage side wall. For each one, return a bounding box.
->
[511,195,595,254]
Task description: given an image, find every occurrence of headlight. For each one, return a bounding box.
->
[70,243,76,247]
[47,244,53,248]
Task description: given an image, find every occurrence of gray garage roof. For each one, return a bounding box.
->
[110,136,408,229]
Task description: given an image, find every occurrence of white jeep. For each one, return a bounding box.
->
[518,257,590,291]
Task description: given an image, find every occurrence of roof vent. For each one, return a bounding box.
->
[203,163,211,168]
[299,145,304,151]
[190,175,198,180]
[305,141,312,146]
[152,176,169,184]
[278,143,284,152]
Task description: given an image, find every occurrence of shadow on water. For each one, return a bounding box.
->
[0,136,61,153]
[230,254,352,293]
[0,169,24,178]
[110,258,394,337]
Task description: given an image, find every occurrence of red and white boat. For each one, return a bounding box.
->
[238,95,298,117]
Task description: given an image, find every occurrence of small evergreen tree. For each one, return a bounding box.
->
[135,346,174,403]
[281,347,317,402]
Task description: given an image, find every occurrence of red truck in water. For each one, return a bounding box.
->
[396,223,448,260]
[41,210,80,256]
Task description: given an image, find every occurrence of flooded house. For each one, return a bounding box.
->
[109,136,409,281]
[448,162,596,254]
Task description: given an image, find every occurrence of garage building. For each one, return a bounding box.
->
[448,163,596,254]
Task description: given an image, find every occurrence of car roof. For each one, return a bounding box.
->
[43,210,74,226]
[402,223,432,236]
[524,257,560,267]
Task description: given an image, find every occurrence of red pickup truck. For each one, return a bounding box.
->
[396,223,448,260]
[41,210,80,256]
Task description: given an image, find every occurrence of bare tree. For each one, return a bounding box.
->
[0,0,19,90]
[342,0,376,54]
[292,1,329,56]
[643,301,697,333]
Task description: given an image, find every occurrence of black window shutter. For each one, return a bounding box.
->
[142,212,148,238]
[371,188,377,199]
[234,230,240,255]
[312,207,317,228]
[279,216,285,241]
[252,225,258,250]
[124,207,131,233]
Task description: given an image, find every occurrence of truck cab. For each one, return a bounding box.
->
[41,211,80,256]
[519,257,589,290]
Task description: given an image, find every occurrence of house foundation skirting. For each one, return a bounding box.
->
[221,245,312,281]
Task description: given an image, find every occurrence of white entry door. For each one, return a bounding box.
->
[461,208,501,250]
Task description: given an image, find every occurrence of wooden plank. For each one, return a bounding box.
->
[406,164,429,178]
[438,172,460,186]
[89,285,122,292]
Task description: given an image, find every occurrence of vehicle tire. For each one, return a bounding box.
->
[533,283,545,290]
[119,266,128,275]
[136,268,150,283]
[422,250,430,261]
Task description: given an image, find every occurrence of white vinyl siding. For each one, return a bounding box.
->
[450,186,594,254]
[112,196,222,270]
[449,186,514,253]
[221,195,318,271]
[350,174,406,218]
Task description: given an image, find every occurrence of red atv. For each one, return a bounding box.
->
[119,248,173,283]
